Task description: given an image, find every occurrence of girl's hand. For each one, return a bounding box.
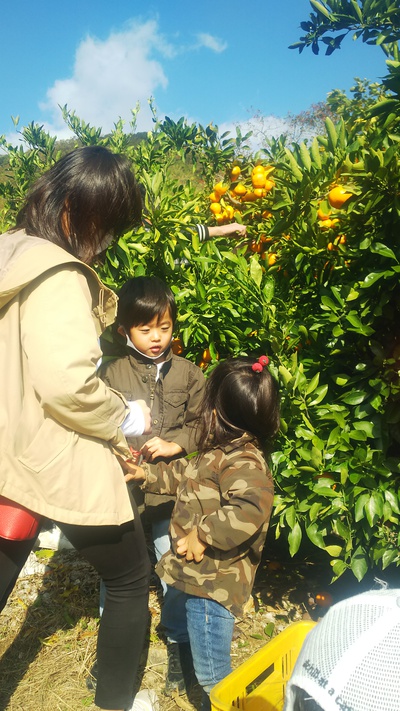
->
[140,437,183,462]
[176,528,207,562]
[117,457,145,483]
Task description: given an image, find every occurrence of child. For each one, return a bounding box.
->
[127,356,280,710]
[99,276,206,696]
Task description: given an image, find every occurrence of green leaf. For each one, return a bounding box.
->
[264,622,275,637]
[285,505,296,529]
[332,374,349,386]
[263,278,275,302]
[341,390,366,405]
[325,117,338,151]
[308,384,329,406]
[385,490,400,514]
[331,559,347,577]
[346,312,373,336]
[299,142,312,171]
[351,547,368,581]
[353,421,374,437]
[309,502,322,521]
[279,365,293,387]
[382,549,398,569]
[365,491,383,526]
[288,522,302,557]
[335,519,351,541]
[306,522,325,549]
[324,545,342,557]
[355,493,369,522]
[310,0,331,20]
[310,137,322,169]
[350,0,363,22]
[370,243,397,260]
[305,373,320,395]
[321,296,339,312]
[284,148,303,181]
[348,429,367,442]
[249,256,263,288]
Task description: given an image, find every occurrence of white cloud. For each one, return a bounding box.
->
[40,19,173,137]
[37,21,231,139]
[196,33,228,53]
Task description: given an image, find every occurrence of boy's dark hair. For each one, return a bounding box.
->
[117,276,177,330]
[197,357,280,451]
[15,146,142,262]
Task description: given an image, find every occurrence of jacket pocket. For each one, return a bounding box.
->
[18,419,73,472]
[163,390,187,426]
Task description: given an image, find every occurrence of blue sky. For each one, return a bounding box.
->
[1,0,389,143]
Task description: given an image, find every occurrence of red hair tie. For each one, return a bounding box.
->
[252,355,269,372]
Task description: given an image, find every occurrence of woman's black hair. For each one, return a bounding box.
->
[15,145,142,262]
[117,276,177,330]
[197,357,280,451]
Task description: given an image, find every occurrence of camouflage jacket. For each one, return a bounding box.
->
[141,433,274,618]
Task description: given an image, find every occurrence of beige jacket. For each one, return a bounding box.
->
[0,229,134,526]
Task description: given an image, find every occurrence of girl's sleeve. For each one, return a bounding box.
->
[142,457,190,495]
[20,266,129,446]
[197,452,274,551]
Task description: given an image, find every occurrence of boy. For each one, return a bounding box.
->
[99,276,205,697]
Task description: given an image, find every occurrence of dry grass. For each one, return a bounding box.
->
[0,543,330,711]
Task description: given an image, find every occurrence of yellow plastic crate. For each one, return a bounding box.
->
[210,620,316,711]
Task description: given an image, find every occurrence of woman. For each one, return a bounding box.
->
[0,146,153,711]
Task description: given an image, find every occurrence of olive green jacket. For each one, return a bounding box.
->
[100,349,205,520]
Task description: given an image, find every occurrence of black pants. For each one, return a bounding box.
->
[0,508,151,710]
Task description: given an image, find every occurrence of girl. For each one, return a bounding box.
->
[126,356,280,710]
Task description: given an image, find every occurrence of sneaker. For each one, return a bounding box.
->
[126,689,159,711]
[164,641,196,697]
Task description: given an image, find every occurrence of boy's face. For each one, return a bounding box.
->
[127,309,173,361]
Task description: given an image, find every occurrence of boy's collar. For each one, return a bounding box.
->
[126,344,172,365]
[125,334,172,361]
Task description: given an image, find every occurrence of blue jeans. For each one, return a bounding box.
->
[186,595,234,709]
[152,517,189,644]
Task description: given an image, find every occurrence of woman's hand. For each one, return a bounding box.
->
[176,528,207,562]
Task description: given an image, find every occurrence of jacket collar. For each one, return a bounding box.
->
[127,346,173,370]
[221,432,258,453]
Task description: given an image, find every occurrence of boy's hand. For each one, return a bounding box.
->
[176,528,207,562]
[140,437,183,462]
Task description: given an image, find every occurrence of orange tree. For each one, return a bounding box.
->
[1,84,399,580]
